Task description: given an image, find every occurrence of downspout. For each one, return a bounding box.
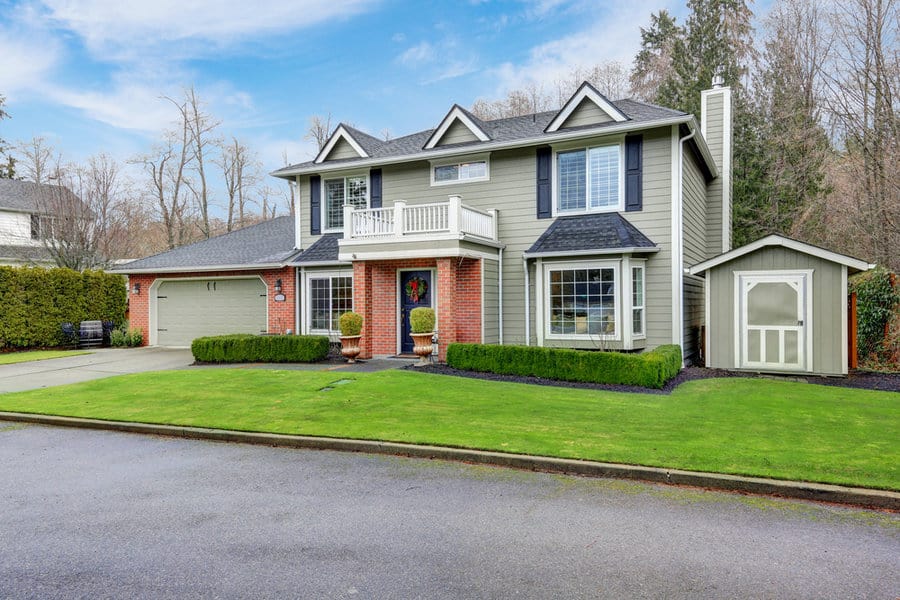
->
[676,124,697,365]
[498,247,504,345]
[298,266,304,335]
[523,256,530,345]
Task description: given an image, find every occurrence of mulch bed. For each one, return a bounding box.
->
[405,364,900,395]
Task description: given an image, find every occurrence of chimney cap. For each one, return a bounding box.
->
[712,74,725,89]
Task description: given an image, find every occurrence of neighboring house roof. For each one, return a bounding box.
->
[0,179,80,214]
[688,234,872,275]
[272,95,700,178]
[113,216,298,274]
[524,213,659,258]
[292,234,342,265]
[0,243,55,265]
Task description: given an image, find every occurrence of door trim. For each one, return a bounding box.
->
[396,268,437,355]
[733,269,813,372]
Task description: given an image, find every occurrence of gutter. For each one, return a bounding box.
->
[524,246,660,259]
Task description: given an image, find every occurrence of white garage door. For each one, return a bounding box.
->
[156,278,267,346]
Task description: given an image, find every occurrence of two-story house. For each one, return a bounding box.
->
[120,81,733,365]
[0,179,65,266]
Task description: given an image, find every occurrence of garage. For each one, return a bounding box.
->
[154,278,268,347]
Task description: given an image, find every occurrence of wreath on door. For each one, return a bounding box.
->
[405,277,428,304]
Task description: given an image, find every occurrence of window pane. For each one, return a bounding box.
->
[330,277,354,331]
[459,161,486,180]
[434,165,458,182]
[549,267,616,336]
[633,308,643,335]
[325,179,345,230]
[589,146,619,208]
[346,176,367,210]
[310,278,330,330]
[558,150,586,212]
[632,267,644,306]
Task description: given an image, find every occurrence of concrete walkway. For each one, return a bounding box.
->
[0,347,416,393]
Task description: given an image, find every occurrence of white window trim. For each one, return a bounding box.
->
[304,269,354,336]
[631,261,647,340]
[429,153,491,187]
[321,171,370,234]
[551,138,626,216]
[543,259,622,342]
[314,125,369,164]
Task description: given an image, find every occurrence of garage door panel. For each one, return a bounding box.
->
[156,278,267,346]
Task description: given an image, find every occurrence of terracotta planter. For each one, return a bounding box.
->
[410,332,435,366]
[340,335,362,363]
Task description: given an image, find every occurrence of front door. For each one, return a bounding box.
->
[739,273,808,371]
[400,270,433,354]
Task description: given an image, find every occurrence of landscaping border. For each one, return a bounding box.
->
[2,411,896,511]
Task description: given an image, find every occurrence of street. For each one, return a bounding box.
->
[1,422,897,599]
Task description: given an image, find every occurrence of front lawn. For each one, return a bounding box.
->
[0,370,896,490]
[0,350,90,365]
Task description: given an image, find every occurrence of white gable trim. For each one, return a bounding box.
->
[688,234,872,275]
[424,106,491,150]
[314,125,370,164]
[545,82,629,133]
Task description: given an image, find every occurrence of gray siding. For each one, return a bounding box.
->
[682,149,709,363]
[436,120,480,145]
[561,99,614,128]
[482,258,500,344]
[703,91,728,253]
[706,246,846,375]
[325,138,362,161]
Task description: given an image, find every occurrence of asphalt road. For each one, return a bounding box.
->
[1,423,897,599]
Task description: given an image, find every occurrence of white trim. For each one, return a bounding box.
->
[429,153,491,186]
[704,266,711,367]
[423,106,491,150]
[295,267,302,335]
[314,125,369,164]
[294,260,349,267]
[542,259,622,342]
[841,265,849,375]
[303,268,354,337]
[339,246,500,262]
[396,268,438,354]
[551,140,626,216]
[670,125,683,352]
[631,260,647,341]
[115,261,291,275]
[480,258,485,343]
[535,258,544,346]
[321,172,370,234]
[294,175,303,251]
[545,82,628,132]
[272,115,719,180]
[149,275,268,347]
[689,234,871,275]
[523,246,658,259]
[721,88,732,252]
[622,255,632,349]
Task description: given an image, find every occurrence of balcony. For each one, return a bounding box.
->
[338,195,501,261]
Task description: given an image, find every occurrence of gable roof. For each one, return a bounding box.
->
[524,213,658,258]
[545,82,629,133]
[273,94,694,178]
[113,216,298,274]
[423,104,492,149]
[315,124,383,164]
[0,179,80,214]
[688,234,872,275]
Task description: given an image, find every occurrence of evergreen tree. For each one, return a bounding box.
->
[630,10,683,102]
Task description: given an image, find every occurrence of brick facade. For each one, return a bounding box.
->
[352,257,482,360]
[126,267,296,346]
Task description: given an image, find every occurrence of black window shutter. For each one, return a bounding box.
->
[536,146,552,219]
[625,135,643,212]
[370,168,382,209]
[310,175,321,235]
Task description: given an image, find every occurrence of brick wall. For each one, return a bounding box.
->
[125,267,296,346]
[352,257,482,360]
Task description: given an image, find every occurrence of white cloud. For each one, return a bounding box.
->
[0,28,61,95]
[397,42,435,66]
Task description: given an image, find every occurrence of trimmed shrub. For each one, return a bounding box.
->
[0,266,126,349]
[446,343,682,389]
[191,334,330,363]
[410,307,435,333]
[339,311,363,336]
[110,327,144,348]
[851,267,899,364]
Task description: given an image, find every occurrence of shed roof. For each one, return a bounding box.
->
[292,234,343,265]
[688,234,872,276]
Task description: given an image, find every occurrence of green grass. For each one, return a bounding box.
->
[0,369,896,490]
[0,350,90,365]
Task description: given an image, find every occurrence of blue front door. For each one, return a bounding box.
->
[400,270,432,354]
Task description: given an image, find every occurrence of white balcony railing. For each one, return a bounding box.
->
[344,195,498,242]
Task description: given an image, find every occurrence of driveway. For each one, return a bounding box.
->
[1,424,897,599]
[0,347,194,393]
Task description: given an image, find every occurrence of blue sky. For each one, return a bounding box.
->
[1,0,741,176]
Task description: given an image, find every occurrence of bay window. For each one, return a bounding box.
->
[557,143,622,213]
[548,265,617,337]
[632,265,645,337]
[324,175,367,231]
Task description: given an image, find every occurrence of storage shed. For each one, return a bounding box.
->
[689,235,871,376]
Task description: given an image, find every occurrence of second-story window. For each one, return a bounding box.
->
[557,144,622,213]
[324,175,367,231]
[432,160,488,185]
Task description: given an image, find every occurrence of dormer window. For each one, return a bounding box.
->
[556,143,623,214]
[324,175,368,231]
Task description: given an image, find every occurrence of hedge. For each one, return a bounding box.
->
[191,334,330,363]
[850,266,899,362]
[0,266,126,349]
[445,343,683,389]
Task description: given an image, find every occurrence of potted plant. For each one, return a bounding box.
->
[338,311,364,363]
[409,307,436,366]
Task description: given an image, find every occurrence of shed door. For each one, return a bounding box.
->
[739,274,808,371]
[156,278,267,347]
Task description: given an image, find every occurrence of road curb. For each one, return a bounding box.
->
[2,411,897,511]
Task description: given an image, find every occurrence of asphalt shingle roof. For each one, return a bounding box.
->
[0,179,80,213]
[113,216,297,272]
[292,234,341,264]
[525,213,657,256]
[0,244,54,264]
[273,99,686,176]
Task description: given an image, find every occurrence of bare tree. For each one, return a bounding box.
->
[304,113,333,151]
[165,87,220,240]
[556,62,632,102]
[217,136,260,232]
[16,136,56,184]
[282,149,296,217]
